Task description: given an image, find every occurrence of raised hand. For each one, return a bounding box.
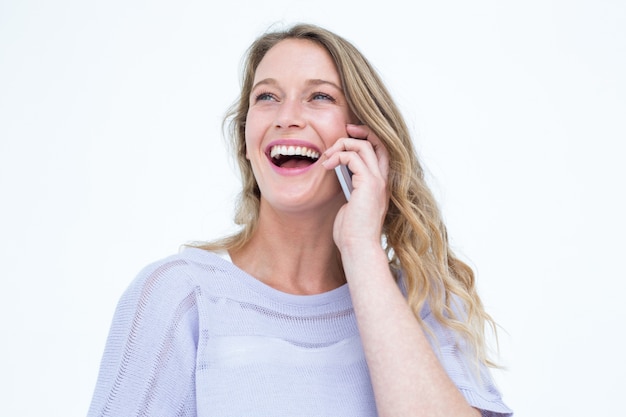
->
[322,124,390,252]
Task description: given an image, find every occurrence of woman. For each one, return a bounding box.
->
[87,23,512,416]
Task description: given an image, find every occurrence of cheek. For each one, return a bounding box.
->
[244,129,250,160]
[244,114,256,160]
[319,114,351,145]
[244,107,272,160]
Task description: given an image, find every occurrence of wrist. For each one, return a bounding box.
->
[338,238,388,264]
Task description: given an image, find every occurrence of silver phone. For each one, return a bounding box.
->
[334,165,353,200]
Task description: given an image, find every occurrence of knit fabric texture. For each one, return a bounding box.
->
[87,247,512,416]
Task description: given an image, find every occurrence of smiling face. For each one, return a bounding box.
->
[245,38,355,213]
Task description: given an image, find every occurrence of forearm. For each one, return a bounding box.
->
[341,242,479,417]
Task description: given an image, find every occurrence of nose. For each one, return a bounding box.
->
[275,98,305,129]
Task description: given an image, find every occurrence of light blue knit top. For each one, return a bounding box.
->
[87,247,512,416]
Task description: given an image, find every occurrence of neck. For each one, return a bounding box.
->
[230,200,346,295]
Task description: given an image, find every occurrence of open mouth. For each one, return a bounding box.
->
[269,145,321,168]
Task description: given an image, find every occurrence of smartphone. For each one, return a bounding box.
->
[335,165,353,201]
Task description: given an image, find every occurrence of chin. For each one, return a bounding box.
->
[261,188,343,214]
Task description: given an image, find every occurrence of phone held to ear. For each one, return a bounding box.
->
[335,165,353,200]
[334,131,365,200]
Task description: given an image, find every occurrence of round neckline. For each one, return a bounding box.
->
[181,246,352,308]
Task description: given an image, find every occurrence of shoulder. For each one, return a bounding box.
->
[103,248,235,355]
[127,247,229,293]
[116,248,232,319]
[87,249,221,416]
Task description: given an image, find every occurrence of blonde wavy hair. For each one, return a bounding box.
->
[196,23,498,368]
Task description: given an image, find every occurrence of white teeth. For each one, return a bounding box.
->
[270,145,320,160]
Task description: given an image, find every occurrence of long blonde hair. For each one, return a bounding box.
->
[196,23,498,367]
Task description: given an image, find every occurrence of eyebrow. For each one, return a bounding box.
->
[251,78,343,92]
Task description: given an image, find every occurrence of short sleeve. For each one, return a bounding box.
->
[87,258,200,417]
[422,305,513,417]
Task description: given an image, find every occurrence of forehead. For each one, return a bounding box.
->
[253,39,341,85]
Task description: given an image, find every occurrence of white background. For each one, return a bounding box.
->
[1,1,624,416]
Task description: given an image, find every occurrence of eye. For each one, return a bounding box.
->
[254,91,277,102]
[311,92,336,102]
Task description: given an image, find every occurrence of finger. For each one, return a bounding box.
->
[324,138,381,175]
[322,150,367,172]
[343,127,389,180]
[345,123,371,140]
[346,124,388,159]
